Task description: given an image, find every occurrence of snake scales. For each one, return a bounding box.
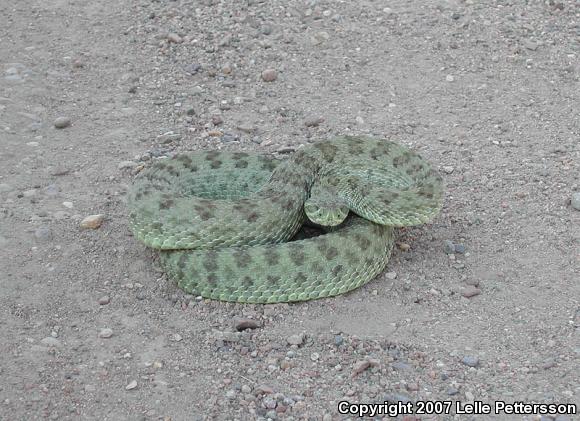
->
[127,136,443,303]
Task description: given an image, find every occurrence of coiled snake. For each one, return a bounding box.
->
[127,136,443,303]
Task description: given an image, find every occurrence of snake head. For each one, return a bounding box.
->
[304,196,349,227]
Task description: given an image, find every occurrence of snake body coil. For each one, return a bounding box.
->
[127,136,443,303]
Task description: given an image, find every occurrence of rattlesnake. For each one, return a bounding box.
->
[127,136,443,303]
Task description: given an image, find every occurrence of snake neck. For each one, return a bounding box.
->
[261,148,322,202]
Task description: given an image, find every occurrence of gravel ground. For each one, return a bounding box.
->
[0,0,579,420]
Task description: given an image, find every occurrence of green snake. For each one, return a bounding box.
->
[127,136,443,303]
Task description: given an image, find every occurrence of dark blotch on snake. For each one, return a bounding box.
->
[246,212,259,223]
[207,273,218,286]
[354,233,371,251]
[310,261,323,274]
[324,246,339,261]
[206,151,220,160]
[287,245,306,266]
[159,199,174,210]
[177,253,188,270]
[295,272,308,285]
[418,189,434,199]
[232,152,249,160]
[393,152,412,168]
[242,276,253,288]
[267,275,281,285]
[283,199,295,211]
[314,142,339,163]
[233,249,252,268]
[344,249,359,265]
[369,147,382,160]
[203,251,219,272]
[175,154,193,167]
[201,211,214,220]
[331,265,344,277]
[210,160,222,169]
[235,160,249,169]
[260,159,278,172]
[348,143,364,155]
[263,249,280,266]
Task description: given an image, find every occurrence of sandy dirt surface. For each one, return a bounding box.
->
[1,0,579,420]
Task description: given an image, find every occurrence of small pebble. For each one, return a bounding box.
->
[34,226,53,241]
[445,74,455,82]
[461,286,481,298]
[256,385,274,395]
[311,31,330,45]
[286,333,305,346]
[40,337,63,348]
[310,352,320,362]
[571,192,580,211]
[184,63,201,75]
[156,132,181,144]
[385,271,397,280]
[352,360,370,376]
[397,242,411,252]
[443,240,455,254]
[392,361,412,371]
[72,59,84,69]
[304,116,324,127]
[406,382,419,392]
[541,358,556,370]
[233,317,260,331]
[118,161,138,170]
[0,183,14,194]
[523,40,538,51]
[211,115,223,126]
[80,214,104,229]
[383,393,412,404]
[442,165,454,174]
[454,243,466,254]
[261,24,273,35]
[447,387,459,396]
[125,380,137,390]
[221,133,238,142]
[237,124,256,134]
[462,356,479,367]
[263,397,277,409]
[23,189,37,198]
[167,33,182,43]
[98,296,110,305]
[54,117,71,129]
[334,335,344,346]
[261,69,278,82]
[99,328,113,339]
